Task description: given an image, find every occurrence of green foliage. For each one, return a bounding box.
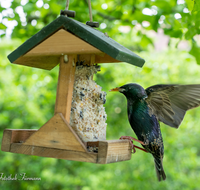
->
[189,40,200,65]
[1,39,200,189]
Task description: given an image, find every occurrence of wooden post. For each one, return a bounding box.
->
[54,55,76,123]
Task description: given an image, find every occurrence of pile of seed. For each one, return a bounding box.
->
[70,65,107,142]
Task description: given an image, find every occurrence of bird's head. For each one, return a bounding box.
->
[109,83,147,100]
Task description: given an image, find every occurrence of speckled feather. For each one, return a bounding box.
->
[111,83,200,181]
[127,96,166,181]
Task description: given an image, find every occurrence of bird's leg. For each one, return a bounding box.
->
[133,145,148,153]
[120,136,148,153]
[120,136,146,145]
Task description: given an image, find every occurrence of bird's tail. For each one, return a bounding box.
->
[153,155,166,181]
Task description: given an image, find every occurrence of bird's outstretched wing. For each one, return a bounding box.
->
[145,84,200,128]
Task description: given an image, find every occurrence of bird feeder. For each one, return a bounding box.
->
[1,15,145,164]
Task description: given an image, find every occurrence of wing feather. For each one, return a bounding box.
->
[145,84,200,128]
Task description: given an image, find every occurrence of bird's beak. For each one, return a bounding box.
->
[109,87,120,92]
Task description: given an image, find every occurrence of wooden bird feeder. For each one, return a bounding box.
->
[1,15,145,164]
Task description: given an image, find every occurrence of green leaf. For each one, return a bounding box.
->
[185,0,194,12]
[0,33,5,38]
[185,26,197,39]
[23,3,34,13]
[192,0,200,12]
[189,40,200,64]
[0,23,7,30]
[164,29,183,38]
[140,34,153,48]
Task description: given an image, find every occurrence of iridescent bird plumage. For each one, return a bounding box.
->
[110,83,200,181]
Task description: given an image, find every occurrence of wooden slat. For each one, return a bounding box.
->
[77,54,98,66]
[95,53,121,64]
[97,140,108,164]
[1,129,38,151]
[97,140,132,164]
[106,140,132,163]
[1,129,132,164]
[10,143,97,163]
[13,53,122,71]
[54,55,76,122]
[77,54,92,66]
[13,55,60,70]
[24,29,102,57]
[24,113,87,152]
[90,54,95,65]
[86,141,99,147]
[10,129,37,143]
[1,129,12,152]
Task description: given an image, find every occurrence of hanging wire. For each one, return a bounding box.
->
[88,0,93,22]
[65,0,69,10]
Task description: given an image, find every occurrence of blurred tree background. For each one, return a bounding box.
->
[1,0,200,189]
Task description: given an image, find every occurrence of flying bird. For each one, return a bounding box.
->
[110,83,200,181]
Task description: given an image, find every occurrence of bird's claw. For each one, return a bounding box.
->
[120,136,145,145]
[129,140,136,154]
[119,136,136,153]
[119,136,148,153]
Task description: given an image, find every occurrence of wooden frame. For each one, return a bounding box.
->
[1,55,132,164]
[1,117,132,164]
[1,17,142,163]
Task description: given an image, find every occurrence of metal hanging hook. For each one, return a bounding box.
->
[60,0,76,18]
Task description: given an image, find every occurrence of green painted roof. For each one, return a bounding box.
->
[8,15,145,68]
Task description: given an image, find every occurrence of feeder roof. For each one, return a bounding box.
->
[8,15,145,70]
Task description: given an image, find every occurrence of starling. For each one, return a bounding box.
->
[110,83,200,181]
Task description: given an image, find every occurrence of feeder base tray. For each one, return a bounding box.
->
[1,113,132,164]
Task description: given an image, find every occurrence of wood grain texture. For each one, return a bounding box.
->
[1,129,12,152]
[1,129,132,164]
[97,140,108,164]
[90,54,95,66]
[77,54,95,66]
[25,29,102,56]
[24,113,87,152]
[13,51,121,71]
[10,129,37,143]
[1,129,38,151]
[95,53,121,64]
[54,55,76,122]
[97,140,132,164]
[14,55,60,70]
[10,143,97,163]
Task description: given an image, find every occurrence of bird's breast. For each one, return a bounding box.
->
[127,100,160,143]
